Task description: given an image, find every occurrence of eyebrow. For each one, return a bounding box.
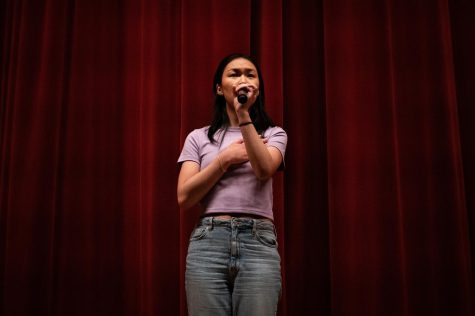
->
[226,68,256,72]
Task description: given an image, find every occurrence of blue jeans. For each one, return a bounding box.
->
[185,216,282,316]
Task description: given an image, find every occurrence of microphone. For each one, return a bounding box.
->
[237,88,249,104]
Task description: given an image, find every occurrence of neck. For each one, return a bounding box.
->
[226,104,239,127]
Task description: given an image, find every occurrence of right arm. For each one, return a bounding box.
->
[177,139,248,209]
[177,158,225,209]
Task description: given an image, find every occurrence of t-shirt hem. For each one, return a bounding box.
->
[204,208,274,220]
[177,158,201,166]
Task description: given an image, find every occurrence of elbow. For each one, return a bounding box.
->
[177,197,186,209]
[178,198,190,209]
[252,159,277,181]
[177,192,195,209]
[257,174,272,181]
[255,168,273,181]
[177,193,189,209]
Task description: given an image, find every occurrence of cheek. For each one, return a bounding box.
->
[223,83,236,93]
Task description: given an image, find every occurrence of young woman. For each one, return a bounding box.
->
[177,53,287,316]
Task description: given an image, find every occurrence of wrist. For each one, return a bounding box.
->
[236,110,250,123]
[217,153,230,172]
[239,121,253,127]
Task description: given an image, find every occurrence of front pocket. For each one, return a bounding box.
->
[255,229,278,248]
[189,226,209,241]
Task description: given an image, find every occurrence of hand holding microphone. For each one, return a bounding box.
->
[235,83,258,106]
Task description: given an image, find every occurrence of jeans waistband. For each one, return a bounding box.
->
[198,216,275,233]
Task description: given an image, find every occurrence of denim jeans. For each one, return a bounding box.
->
[185,216,281,316]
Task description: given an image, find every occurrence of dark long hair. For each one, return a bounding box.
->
[207,53,275,143]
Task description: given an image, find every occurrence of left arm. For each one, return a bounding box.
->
[237,110,283,180]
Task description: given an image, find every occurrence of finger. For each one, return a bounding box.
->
[247,84,258,91]
[234,83,248,92]
[234,83,257,95]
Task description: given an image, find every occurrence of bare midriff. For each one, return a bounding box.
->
[207,212,271,221]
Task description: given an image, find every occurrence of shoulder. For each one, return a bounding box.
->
[263,126,288,152]
[185,126,210,141]
[263,126,287,138]
[188,125,210,136]
[178,126,211,162]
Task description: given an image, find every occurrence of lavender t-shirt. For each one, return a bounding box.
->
[177,125,287,220]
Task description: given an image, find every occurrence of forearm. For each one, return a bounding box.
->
[237,111,274,180]
[178,157,227,209]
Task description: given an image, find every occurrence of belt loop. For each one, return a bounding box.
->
[252,219,257,236]
[210,217,214,230]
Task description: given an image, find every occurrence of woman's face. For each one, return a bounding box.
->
[216,58,260,106]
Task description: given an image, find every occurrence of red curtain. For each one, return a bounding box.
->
[1,0,474,315]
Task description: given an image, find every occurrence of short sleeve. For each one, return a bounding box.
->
[177,129,202,166]
[264,126,288,170]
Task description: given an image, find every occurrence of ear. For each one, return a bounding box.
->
[216,84,223,95]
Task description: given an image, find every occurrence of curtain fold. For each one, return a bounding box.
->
[1,0,473,315]
[450,0,475,300]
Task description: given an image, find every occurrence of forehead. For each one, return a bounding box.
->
[224,58,257,72]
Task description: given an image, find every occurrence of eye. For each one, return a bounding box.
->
[229,73,239,77]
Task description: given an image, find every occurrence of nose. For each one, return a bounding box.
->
[238,74,249,83]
